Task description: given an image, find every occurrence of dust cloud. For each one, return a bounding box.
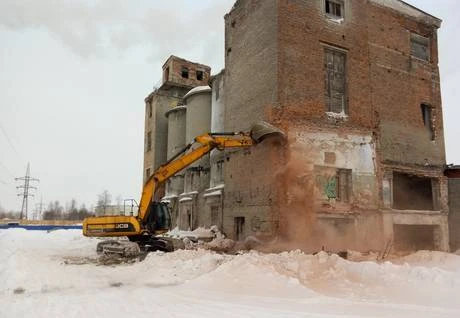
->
[260,137,368,254]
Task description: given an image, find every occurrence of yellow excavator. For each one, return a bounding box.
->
[83,122,283,257]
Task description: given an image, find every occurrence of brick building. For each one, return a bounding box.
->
[144,0,449,252]
[143,55,211,183]
[446,166,460,251]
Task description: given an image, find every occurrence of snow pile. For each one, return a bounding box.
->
[167,226,219,242]
[1,229,460,317]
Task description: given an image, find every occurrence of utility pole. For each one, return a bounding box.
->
[15,163,39,220]
[35,197,45,220]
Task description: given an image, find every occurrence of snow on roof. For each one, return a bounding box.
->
[370,0,441,27]
[204,190,222,198]
[180,191,199,196]
[179,196,193,203]
[183,85,211,102]
[207,184,225,191]
[161,194,178,201]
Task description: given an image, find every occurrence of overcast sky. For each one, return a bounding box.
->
[0,0,458,214]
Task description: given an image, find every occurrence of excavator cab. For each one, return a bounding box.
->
[144,201,172,234]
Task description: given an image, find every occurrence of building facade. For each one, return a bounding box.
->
[446,166,460,251]
[145,0,448,252]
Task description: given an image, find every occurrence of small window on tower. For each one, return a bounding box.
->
[147,131,152,152]
[181,67,189,79]
[325,0,344,19]
[411,33,430,62]
[196,70,204,81]
[421,103,434,141]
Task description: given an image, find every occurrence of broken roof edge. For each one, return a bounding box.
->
[161,55,211,71]
[369,0,442,28]
[209,69,225,88]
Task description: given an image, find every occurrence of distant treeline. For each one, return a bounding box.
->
[42,200,94,221]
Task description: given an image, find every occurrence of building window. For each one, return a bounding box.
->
[411,33,430,61]
[215,81,220,101]
[421,103,434,140]
[147,131,152,152]
[392,172,437,211]
[181,67,189,79]
[315,167,352,202]
[146,168,151,179]
[324,48,347,114]
[325,0,344,19]
[196,70,204,81]
[234,217,245,241]
[336,168,352,202]
[148,103,152,118]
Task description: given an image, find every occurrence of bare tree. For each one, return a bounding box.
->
[116,194,123,207]
[97,190,112,215]
[43,200,63,220]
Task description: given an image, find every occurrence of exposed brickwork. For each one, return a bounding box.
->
[162,55,211,89]
[446,168,460,251]
[222,0,448,250]
[142,1,449,251]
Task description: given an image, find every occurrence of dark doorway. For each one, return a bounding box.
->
[393,173,434,210]
[234,217,245,241]
[393,224,435,251]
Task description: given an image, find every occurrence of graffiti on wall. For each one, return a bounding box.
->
[316,175,337,199]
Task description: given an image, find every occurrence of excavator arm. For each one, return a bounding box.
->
[83,132,257,238]
[138,132,254,221]
[82,121,284,255]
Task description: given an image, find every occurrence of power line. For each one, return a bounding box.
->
[0,160,16,179]
[15,163,39,220]
[0,120,24,161]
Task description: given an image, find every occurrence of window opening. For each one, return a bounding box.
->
[196,70,204,81]
[392,172,435,210]
[325,48,347,113]
[421,104,434,140]
[315,167,352,202]
[325,0,344,18]
[146,168,151,179]
[147,131,152,152]
[336,169,352,202]
[181,67,189,79]
[148,103,152,118]
[411,33,430,61]
[234,217,245,241]
[215,81,220,100]
[187,209,192,230]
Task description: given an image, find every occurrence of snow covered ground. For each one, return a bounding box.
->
[1,229,460,318]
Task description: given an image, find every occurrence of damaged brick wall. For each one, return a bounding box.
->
[222,0,281,240]
[221,0,447,251]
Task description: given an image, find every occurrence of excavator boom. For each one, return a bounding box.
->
[82,121,284,254]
